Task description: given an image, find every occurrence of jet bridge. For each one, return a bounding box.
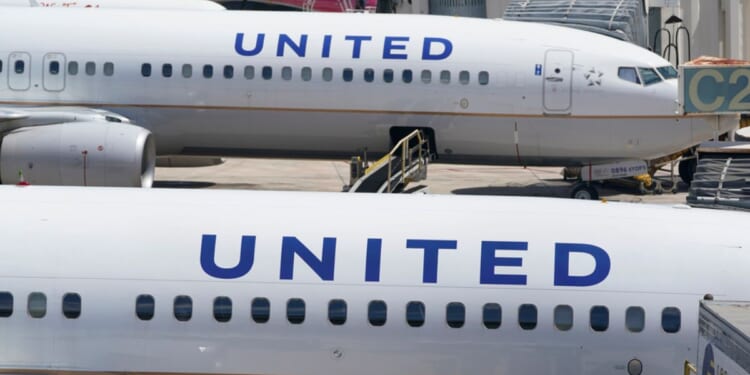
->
[686,142,750,211]
[346,129,429,193]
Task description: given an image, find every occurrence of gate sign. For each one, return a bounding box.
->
[681,65,750,113]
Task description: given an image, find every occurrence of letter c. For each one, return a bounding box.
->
[689,69,725,112]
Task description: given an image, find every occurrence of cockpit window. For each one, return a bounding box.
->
[618,67,640,84]
[638,67,662,86]
[657,66,678,79]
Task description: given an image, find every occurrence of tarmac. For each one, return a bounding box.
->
[154,157,690,205]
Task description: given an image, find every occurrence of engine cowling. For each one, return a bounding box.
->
[0,122,155,187]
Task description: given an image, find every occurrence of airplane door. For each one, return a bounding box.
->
[43,53,66,92]
[8,52,31,91]
[543,50,573,113]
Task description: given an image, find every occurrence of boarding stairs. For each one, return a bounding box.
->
[346,129,429,193]
[686,143,750,210]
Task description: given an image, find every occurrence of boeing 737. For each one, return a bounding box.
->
[0,8,737,191]
[0,185,746,374]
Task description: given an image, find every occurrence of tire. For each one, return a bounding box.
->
[570,183,599,200]
[679,158,697,185]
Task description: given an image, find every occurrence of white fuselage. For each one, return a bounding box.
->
[0,186,747,374]
[0,8,735,166]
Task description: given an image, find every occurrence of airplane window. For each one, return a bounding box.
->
[203,65,213,79]
[85,62,95,76]
[440,70,451,84]
[625,306,644,332]
[322,67,333,82]
[135,294,155,321]
[262,66,272,80]
[638,67,662,86]
[243,65,254,80]
[301,67,312,81]
[446,302,465,328]
[364,68,374,82]
[328,299,347,325]
[368,300,387,326]
[383,69,394,83]
[657,66,678,79]
[402,69,413,83]
[213,296,232,322]
[28,292,46,319]
[162,64,173,78]
[49,61,60,75]
[279,66,289,79]
[421,70,431,84]
[182,64,192,78]
[14,60,24,74]
[482,303,501,329]
[459,70,470,85]
[0,60,3,73]
[406,301,425,327]
[518,304,537,330]
[224,65,234,79]
[554,305,573,331]
[286,298,305,324]
[661,307,681,333]
[0,292,12,317]
[68,61,78,76]
[590,305,609,332]
[141,63,152,77]
[103,62,114,77]
[478,71,489,85]
[62,293,81,319]
[173,295,192,322]
[342,68,353,82]
[617,67,639,84]
[251,297,270,323]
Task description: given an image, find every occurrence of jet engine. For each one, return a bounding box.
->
[0,122,155,187]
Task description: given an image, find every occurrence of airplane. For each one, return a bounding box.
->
[0,8,737,195]
[0,184,747,374]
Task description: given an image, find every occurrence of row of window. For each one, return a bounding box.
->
[0,58,490,86]
[0,292,81,319]
[140,63,490,85]
[0,292,682,333]
[1,60,115,77]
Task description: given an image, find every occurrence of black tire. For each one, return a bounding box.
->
[678,158,697,185]
[570,183,599,200]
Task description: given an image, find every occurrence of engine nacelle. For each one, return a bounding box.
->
[0,122,155,187]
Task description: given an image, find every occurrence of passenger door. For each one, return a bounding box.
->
[43,53,66,92]
[543,50,573,113]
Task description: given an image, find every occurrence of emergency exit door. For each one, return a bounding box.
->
[8,52,31,91]
[43,53,66,92]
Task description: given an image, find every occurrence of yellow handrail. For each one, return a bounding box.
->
[684,360,697,375]
[364,129,426,192]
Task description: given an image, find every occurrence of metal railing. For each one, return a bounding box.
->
[347,129,429,193]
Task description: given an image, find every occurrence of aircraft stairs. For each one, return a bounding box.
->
[346,129,429,193]
[686,142,750,210]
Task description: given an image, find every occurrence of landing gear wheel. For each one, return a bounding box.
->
[679,157,697,185]
[570,182,599,200]
[638,180,664,195]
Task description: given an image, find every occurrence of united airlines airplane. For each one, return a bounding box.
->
[0,185,746,374]
[0,8,737,190]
